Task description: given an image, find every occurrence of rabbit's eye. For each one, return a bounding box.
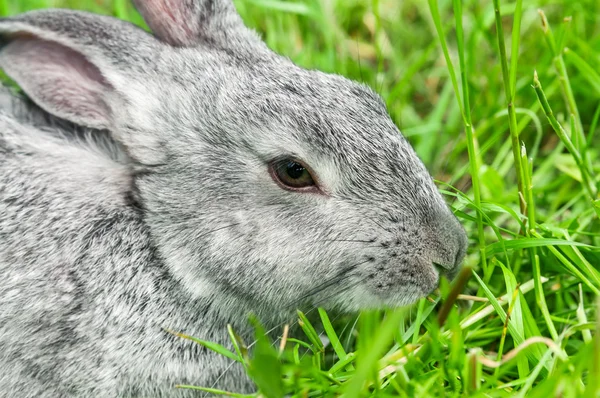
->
[269,159,317,192]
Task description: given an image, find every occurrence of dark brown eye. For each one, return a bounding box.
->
[269,159,317,191]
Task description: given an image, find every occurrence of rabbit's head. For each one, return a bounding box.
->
[0,0,467,319]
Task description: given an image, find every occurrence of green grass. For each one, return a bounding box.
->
[5,0,600,396]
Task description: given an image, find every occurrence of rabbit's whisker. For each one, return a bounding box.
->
[195,223,240,239]
[158,222,241,236]
[287,263,365,310]
[323,238,375,244]
[344,314,361,349]
[368,217,389,233]
[309,279,363,311]
[288,275,352,309]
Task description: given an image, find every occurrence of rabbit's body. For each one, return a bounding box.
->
[0,0,468,396]
[0,112,253,396]
[0,87,47,125]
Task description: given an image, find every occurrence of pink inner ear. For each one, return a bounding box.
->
[0,34,113,129]
[133,0,200,46]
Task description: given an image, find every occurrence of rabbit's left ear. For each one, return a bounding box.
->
[0,9,165,163]
[132,0,260,48]
[0,11,141,130]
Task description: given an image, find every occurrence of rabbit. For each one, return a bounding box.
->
[0,85,52,125]
[0,0,468,396]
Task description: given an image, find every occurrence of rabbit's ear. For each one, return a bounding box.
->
[132,0,256,47]
[0,10,153,130]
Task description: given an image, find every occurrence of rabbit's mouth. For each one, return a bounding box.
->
[320,262,441,312]
[330,283,435,312]
[433,262,459,281]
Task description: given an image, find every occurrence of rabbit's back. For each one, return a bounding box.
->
[0,114,131,395]
[0,114,245,396]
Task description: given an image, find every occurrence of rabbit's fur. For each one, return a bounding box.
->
[0,0,468,396]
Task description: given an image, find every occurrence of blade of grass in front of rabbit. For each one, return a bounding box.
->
[206,270,359,392]
[207,275,363,394]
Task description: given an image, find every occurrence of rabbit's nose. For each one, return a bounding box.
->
[454,229,468,268]
[428,211,467,276]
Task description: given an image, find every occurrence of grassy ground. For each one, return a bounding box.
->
[4,0,600,396]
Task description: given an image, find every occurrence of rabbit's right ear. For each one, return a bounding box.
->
[132,0,258,47]
[0,10,155,130]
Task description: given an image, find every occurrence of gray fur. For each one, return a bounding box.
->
[0,1,467,396]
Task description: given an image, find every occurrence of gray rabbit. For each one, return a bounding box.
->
[0,0,467,396]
